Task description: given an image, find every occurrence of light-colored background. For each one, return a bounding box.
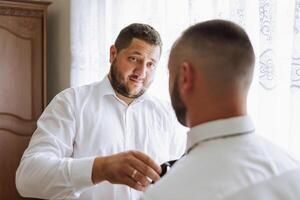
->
[41,0,300,158]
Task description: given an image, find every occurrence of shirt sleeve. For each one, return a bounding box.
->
[16,89,95,199]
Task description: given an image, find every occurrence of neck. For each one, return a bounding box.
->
[187,97,247,128]
[115,92,135,105]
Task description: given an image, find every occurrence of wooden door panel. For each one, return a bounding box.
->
[0,130,31,200]
[0,27,33,120]
[0,15,43,120]
[0,1,50,199]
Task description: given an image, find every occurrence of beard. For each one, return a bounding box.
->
[109,60,149,99]
[170,76,188,126]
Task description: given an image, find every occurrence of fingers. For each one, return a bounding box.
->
[123,175,145,191]
[128,155,161,183]
[131,151,162,174]
[92,151,161,191]
[129,167,151,187]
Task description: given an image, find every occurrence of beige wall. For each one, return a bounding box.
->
[44,0,71,101]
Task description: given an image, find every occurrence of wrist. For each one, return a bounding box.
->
[91,156,107,184]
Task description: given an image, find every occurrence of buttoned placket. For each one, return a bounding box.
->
[125,101,140,199]
[113,95,144,199]
[112,95,136,151]
[124,105,135,151]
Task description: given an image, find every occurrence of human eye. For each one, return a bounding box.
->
[128,56,138,62]
[147,62,156,70]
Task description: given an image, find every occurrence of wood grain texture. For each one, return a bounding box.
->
[0,1,50,199]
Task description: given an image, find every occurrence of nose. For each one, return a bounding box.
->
[134,62,147,78]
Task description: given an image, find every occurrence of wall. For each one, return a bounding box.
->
[44,0,71,101]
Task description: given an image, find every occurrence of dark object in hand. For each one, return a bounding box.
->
[151,159,178,184]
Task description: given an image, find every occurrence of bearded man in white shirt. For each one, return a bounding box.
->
[16,23,186,200]
[144,20,300,199]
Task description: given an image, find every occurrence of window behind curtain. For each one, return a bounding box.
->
[71,0,300,158]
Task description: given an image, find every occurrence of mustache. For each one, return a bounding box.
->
[129,74,145,82]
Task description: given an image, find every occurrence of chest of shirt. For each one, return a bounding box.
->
[72,96,172,163]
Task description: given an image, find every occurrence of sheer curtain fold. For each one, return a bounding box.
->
[290,0,300,156]
[71,0,299,157]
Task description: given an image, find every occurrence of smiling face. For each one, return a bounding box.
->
[109,38,161,99]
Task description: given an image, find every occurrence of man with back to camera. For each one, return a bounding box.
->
[144,19,300,199]
[16,23,186,200]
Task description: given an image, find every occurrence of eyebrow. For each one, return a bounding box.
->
[130,51,157,63]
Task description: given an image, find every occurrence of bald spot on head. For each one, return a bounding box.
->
[169,20,255,98]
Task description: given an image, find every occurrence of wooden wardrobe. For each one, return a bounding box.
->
[0,1,50,199]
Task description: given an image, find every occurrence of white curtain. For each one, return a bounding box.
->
[71,0,300,157]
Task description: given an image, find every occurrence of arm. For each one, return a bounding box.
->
[16,90,94,199]
[16,90,162,199]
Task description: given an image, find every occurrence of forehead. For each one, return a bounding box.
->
[121,38,160,59]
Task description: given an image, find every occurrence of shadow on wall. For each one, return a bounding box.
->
[45,0,71,102]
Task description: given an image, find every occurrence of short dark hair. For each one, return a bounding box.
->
[180,19,255,71]
[169,19,255,97]
[114,23,162,52]
[175,20,255,86]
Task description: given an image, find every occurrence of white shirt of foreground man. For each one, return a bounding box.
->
[144,19,300,200]
[16,23,186,200]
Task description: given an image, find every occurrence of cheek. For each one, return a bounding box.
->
[117,66,133,79]
[117,60,134,74]
[145,71,154,82]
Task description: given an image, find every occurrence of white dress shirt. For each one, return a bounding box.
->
[16,76,187,200]
[224,167,300,200]
[144,116,300,200]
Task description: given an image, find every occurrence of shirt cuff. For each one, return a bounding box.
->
[69,157,96,191]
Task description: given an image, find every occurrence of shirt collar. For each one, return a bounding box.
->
[186,115,255,151]
[99,75,150,104]
[99,75,116,97]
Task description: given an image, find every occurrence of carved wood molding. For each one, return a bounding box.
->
[0,128,33,137]
[0,113,33,122]
[0,113,36,136]
[0,25,32,40]
[0,6,43,18]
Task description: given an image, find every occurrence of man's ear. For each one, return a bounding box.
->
[109,45,117,63]
[178,61,194,95]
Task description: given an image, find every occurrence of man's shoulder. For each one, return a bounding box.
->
[143,94,169,105]
[56,81,103,96]
[71,80,103,95]
[143,95,173,113]
[48,81,104,109]
[224,167,300,200]
[251,134,300,172]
